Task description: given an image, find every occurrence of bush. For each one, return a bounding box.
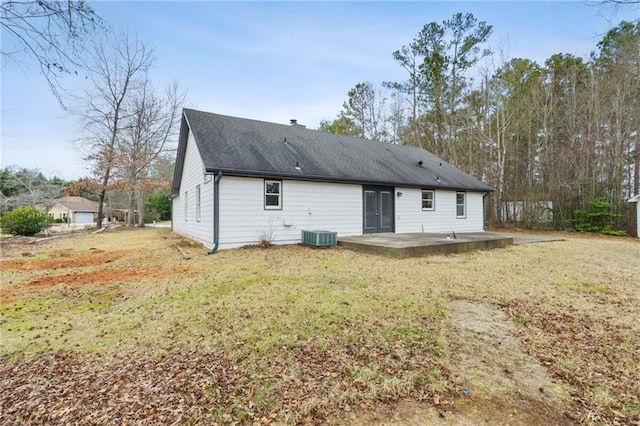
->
[145,191,171,222]
[0,206,51,236]
[571,198,626,236]
[601,225,627,237]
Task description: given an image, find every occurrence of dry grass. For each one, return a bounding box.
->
[1,228,639,424]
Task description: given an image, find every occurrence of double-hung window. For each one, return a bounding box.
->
[264,180,282,209]
[456,192,466,218]
[421,190,435,210]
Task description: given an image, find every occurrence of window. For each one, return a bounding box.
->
[264,180,282,209]
[196,185,201,221]
[456,192,466,218]
[380,190,391,228]
[184,191,188,221]
[421,190,435,210]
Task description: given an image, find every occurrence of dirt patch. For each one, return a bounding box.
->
[0,250,129,271]
[1,233,191,303]
[2,267,178,303]
[339,299,576,425]
[443,299,574,424]
[339,398,575,425]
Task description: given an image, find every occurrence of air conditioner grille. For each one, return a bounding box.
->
[301,230,337,247]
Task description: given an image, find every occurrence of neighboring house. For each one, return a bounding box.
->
[48,196,99,224]
[170,109,493,250]
[501,200,553,224]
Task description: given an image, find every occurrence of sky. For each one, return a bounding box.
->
[1,1,637,180]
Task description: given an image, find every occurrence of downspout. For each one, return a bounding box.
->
[208,171,222,254]
[168,193,176,231]
[483,192,488,231]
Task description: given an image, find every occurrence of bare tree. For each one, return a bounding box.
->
[0,166,64,213]
[386,89,406,144]
[1,0,104,105]
[74,34,153,228]
[384,43,424,146]
[597,21,640,197]
[116,80,186,227]
[321,82,391,142]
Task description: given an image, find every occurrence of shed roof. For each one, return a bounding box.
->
[172,109,493,194]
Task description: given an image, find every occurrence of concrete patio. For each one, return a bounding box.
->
[337,232,563,258]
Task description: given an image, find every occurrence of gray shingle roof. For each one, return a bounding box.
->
[172,109,493,194]
[54,196,99,212]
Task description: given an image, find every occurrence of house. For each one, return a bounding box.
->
[629,194,640,238]
[48,196,99,224]
[170,109,493,250]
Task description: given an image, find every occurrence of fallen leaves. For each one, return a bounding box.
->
[1,350,254,424]
[507,299,640,425]
[0,335,443,425]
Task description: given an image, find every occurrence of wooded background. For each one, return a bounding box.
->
[320,15,639,233]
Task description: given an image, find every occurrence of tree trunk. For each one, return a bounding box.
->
[136,186,145,227]
[96,170,110,229]
[127,191,136,227]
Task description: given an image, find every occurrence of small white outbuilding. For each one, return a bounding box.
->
[629,194,640,239]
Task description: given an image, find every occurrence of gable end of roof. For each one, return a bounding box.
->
[170,113,191,197]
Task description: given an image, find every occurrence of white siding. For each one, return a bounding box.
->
[218,177,362,249]
[395,187,485,233]
[171,130,214,246]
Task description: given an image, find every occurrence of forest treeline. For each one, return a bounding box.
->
[320,14,639,232]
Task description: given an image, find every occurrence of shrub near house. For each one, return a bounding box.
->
[0,206,51,236]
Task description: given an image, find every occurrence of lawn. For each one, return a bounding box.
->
[1,228,638,425]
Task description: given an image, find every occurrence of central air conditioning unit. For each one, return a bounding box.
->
[301,230,337,247]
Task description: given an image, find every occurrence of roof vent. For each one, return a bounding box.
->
[290,119,306,128]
